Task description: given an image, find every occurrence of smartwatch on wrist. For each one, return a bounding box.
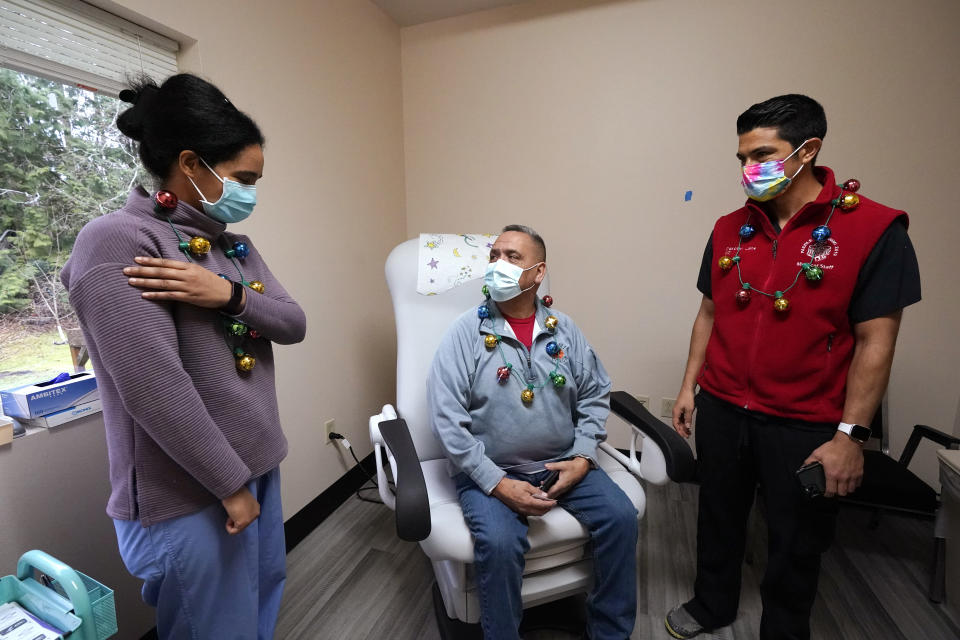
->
[221,280,244,316]
[837,422,871,445]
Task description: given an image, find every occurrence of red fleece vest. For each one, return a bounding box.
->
[698,167,907,423]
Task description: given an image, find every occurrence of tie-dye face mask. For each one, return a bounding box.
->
[741,140,810,202]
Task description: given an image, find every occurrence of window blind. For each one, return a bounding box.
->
[0,0,178,96]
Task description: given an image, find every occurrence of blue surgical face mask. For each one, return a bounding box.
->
[484,259,542,302]
[188,158,257,223]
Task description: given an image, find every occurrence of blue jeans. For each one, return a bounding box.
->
[456,468,638,640]
[113,467,286,640]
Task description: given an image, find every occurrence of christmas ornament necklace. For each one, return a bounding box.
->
[154,190,265,373]
[478,287,565,404]
[718,178,861,312]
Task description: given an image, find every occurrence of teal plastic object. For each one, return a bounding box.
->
[0,574,81,634]
[15,550,117,640]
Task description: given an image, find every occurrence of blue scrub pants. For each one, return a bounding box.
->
[113,467,285,640]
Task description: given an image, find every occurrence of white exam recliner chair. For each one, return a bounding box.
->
[369,238,696,638]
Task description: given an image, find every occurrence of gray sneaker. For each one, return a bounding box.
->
[664,604,704,639]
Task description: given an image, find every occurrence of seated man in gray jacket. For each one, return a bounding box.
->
[427,225,638,640]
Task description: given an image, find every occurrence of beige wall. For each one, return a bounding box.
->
[97,0,407,518]
[401,0,960,488]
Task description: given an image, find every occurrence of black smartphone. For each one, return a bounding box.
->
[540,470,561,492]
[796,461,826,498]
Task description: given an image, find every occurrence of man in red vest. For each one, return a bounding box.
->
[665,94,920,639]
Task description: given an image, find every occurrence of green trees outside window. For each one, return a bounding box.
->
[0,68,139,389]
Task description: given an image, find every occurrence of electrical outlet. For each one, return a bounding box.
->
[324,418,336,444]
[661,398,675,419]
[634,395,650,410]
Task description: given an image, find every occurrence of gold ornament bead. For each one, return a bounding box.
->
[718,256,734,271]
[188,236,211,255]
[484,334,498,349]
[773,297,790,312]
[236,354,256,371]
[521,388,535,404]
[248,280,265,294]
[839,193,860,211]
[544,315,558,330]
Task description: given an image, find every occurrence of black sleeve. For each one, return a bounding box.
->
[697,232,713,299]
[848,219,921,324]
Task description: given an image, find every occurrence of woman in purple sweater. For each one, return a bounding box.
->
[61,74,306,639]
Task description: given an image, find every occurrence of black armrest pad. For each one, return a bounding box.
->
[900,424,960,466]
[610,391,697,483]
[380,418,431,542]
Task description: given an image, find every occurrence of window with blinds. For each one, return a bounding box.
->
[0,0,179,97]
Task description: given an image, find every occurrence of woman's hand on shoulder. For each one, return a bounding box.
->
[124,256,234,309]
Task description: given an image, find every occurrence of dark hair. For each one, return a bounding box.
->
[501,224,546,261]
[116,74,264,180]
[736,94,827,164]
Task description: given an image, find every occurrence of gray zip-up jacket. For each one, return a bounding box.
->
[427,297,611,494]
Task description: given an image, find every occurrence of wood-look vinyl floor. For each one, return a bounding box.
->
[277,482,960,639]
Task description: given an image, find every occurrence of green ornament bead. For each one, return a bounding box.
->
[228,321,248,336]
[552,374,566,388]
[481,284,490,297]
[805,265,823,281]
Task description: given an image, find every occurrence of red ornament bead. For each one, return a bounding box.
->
[542,295,553,307]
[735,288,751,305]
[497,366,511,382]
[248,330,260,339]
[155,190,178,210]
[842,178,860,193]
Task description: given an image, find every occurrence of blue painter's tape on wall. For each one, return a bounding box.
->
[684,190,693,202]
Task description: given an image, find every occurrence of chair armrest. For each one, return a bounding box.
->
[379,418,432,542]
[899,424,960,466]
[610,391,697,483]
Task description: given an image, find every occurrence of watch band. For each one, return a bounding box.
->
[838,422,871,444]
[221,280,244,315]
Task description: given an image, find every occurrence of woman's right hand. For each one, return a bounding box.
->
[124,257,241,310]
[222,486,260,535]
[672,388,696,438]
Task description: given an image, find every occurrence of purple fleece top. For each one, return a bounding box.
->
[61,186,306,526]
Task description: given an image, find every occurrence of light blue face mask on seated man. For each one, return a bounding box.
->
[484,259,543,302]
[187,158,257,223]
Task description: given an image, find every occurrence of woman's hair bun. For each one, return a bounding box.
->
[116,80,160,142]
[118,88,139,104]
